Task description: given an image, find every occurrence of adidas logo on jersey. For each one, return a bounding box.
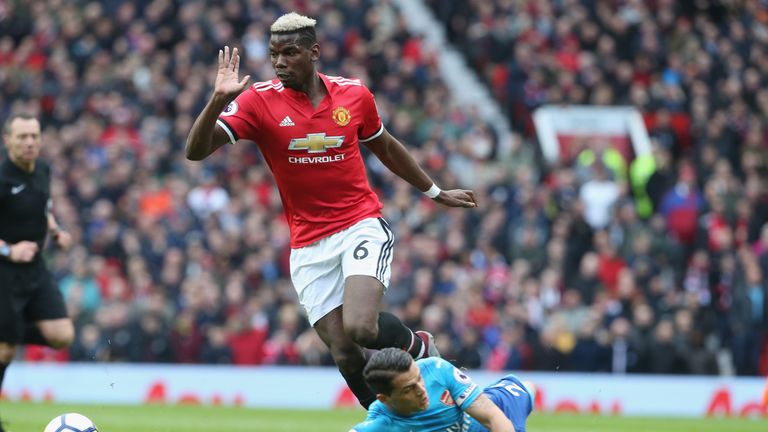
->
[279,116,295,127]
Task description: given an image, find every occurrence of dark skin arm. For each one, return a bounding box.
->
[186,46,251,161]
[185,98,233,161]
[364,129,477,207]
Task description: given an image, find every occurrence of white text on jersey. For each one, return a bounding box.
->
[288,154,346,164]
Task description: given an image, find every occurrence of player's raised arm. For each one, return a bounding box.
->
[363,129,477,208]
[464,393,516,432]
[185,46,251,161]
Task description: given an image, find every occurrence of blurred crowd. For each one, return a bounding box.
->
[1,0,767,377]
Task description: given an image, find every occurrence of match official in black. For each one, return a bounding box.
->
[0,113,74,431]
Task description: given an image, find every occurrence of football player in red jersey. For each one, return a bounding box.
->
[186,12,477,408]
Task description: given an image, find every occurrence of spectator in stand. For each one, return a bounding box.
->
[570,252,603,306]
[200,325,234,364]
[579,162,622,230]
[570,315,610,372]
[649,319,689,375]
[169,309,205,364]
[659,162,705,249]
[186,170,230,220]
[129,311,174,363]
[69,324,109,362]
[59,253,102,318]
[452,328,484,370]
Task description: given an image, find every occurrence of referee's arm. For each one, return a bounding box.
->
[47,201,72,250]
[0,239,38,263]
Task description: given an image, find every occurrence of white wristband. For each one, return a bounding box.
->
[423,183,441,199]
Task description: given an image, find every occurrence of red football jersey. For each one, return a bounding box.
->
[217,73,384,248]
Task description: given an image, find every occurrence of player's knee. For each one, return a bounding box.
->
[345,323,377,347]
[0,343,16,364]
[46,322,75,349]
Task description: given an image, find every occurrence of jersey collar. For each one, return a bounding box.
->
[2,157,35,176]
[280,73,333,105]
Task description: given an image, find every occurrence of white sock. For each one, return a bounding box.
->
[416,337,426,359]
[406,332,415,352]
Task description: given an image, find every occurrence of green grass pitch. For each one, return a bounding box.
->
[1,401,765,431]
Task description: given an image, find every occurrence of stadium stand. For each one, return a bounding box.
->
[2,0,767,377]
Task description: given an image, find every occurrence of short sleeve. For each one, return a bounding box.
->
[358,86,384,143]
[426,358,482,410]
[217,88,262,144]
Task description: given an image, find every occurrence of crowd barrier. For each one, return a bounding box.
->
[3,363,765,417]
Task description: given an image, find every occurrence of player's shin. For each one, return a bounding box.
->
[340,367,377,409]
[369,312,425,358]
[0,361,8,430]
[0,362,7,389]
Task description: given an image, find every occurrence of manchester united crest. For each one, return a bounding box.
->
[332,106,351,126]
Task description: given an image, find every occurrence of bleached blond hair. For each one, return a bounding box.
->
[270,12,316,33]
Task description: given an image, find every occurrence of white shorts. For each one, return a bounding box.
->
[290,217,394,325]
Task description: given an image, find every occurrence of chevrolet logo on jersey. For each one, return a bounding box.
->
[288,133,344,153]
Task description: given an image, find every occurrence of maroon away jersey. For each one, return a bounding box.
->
[217,73,384,248]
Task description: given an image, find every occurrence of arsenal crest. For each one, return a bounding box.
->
[440,390,456,406]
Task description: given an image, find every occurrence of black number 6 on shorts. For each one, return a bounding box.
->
[353,240,369,260]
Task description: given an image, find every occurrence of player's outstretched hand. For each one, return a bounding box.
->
[214,46,251,99]
[433,189,477,208]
